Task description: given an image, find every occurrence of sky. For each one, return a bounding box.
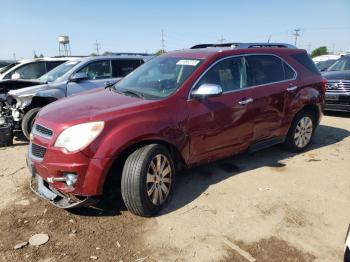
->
[0,0,350,60]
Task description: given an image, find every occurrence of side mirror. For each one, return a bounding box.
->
[11,72,21,80]
[70,72,88,82]
[191,83,223,99]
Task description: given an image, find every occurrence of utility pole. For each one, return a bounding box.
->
[218,35,226,44]
[161,29,165,52]
[94,40,101,55]
[267,35,272,43]
[292,29,302,47]
[13,53,17,62]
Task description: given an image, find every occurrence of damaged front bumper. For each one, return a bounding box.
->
[28,163,98,209]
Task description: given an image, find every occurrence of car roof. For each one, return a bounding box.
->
[79,55,154,63]
[163,46,304,60]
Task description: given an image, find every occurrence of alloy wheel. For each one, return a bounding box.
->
[294,116,313,148]
[146,154,172,205]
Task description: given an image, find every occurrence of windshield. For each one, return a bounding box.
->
[38,60,81,82]
[115,56,202,99]
[327,56,350,71]
[316,59,337,71]
[0,63,19,75]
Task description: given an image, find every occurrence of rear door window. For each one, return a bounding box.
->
[78,60,112,80]
[245,55,286,87]
[112,59,142,77]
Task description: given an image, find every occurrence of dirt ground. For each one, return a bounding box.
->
[0,112,349,262]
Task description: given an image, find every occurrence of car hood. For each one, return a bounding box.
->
[37,88,156,125]
[0,79,44,94]
[322,70,350,80]
[8,83,50,97]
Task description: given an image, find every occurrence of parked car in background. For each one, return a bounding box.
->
[27,43,325,216]
[1,54,152,140]
[313,54,341,72]
[0,60,16,70]
[0,57,72,81]
[322,54,350,112]
[0,62,19,75]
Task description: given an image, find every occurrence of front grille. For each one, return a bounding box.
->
[31,143,47,159]
[34,124,53,138]
[325,80,350,95]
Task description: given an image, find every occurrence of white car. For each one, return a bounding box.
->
[0,57,77,81]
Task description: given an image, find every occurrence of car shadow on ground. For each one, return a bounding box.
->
[69,122,350,217]
[161,122,350,216]
[324,111,350,118]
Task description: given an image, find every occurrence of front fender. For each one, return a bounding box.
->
[89,118,188,160]
[34,88,66,100]
[81,114,189,195]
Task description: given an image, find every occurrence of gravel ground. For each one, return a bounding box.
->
[0,112,349,262]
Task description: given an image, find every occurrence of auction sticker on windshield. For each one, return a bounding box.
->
[176,60,200,66]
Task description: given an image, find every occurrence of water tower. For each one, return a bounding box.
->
[58,36,71,56]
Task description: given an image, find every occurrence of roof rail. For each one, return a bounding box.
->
[190,43,296,49]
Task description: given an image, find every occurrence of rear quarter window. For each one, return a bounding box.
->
[290,53,321,75]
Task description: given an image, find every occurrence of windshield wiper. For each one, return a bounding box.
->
[108,83,145,99]
[104,81,116,91]
[121,90,144,99]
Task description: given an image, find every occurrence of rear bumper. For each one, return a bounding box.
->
[325,102,350,112]
[325,94,350,112]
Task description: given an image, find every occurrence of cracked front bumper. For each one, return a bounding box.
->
[27,158,98,209]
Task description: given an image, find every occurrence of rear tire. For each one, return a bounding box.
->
[121,144,175,217]
[284,110,316,152]
[21,107,41,140]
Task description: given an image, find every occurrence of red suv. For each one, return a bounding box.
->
[27,43,325,216]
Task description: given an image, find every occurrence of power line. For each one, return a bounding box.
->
[94,40,101,55]
[292,29,302,47]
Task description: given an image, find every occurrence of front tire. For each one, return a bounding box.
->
[21,107,41,140]
[121,144,175,217]
[284,110,316,152]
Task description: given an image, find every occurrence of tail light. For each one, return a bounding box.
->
[321,78,327,94]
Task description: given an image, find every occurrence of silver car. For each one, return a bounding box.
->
[1,54,153,139]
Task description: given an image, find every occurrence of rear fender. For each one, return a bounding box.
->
[283,85,322,133]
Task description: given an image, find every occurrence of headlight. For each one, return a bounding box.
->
[54,121,104,152]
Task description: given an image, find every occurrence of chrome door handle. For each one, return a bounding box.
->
[287,85,298,91]
[238,98,253,105]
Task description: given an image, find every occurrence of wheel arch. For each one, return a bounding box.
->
[28,96,57,111]
[100,138,185,195]
[298,103,321,126]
